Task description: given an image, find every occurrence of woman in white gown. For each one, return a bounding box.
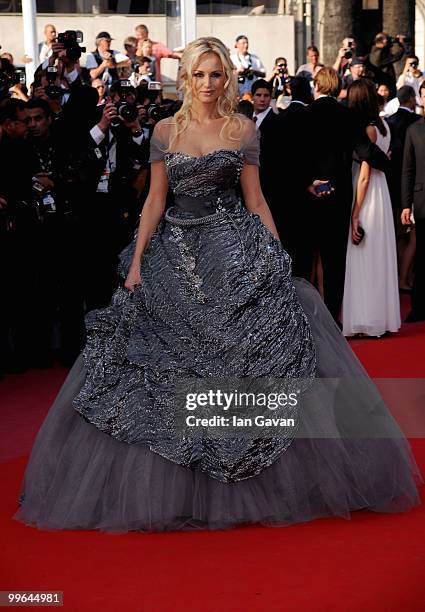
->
[343,79,401,337]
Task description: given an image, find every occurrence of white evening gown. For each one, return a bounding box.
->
[342,122,401,337]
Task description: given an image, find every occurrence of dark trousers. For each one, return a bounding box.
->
[411,218,425,318]
[289,194,351,323]
[82,192,136,312]
[1,211,85,369]
[34,214,86,363]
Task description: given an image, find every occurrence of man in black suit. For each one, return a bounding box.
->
[303,68,390,324]
[80,80,149,310]
[275,76,313,274]
[401,119,425,322]
[251,79,284,237]
[387,86,420,226]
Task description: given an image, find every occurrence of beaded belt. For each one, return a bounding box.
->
[165,190,247,265]
[165,189,239,226]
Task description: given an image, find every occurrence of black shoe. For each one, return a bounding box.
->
[405,311,425,323]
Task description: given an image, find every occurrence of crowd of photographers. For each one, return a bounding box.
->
[0,25,421,374]
[0,26,182,375]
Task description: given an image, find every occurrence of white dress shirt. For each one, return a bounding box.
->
[230,51,266,95]
[253,106,272,130]
[90,125,145,193]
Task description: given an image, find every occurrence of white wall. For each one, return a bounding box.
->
[197,15,296,76]
[0,13,295,83]
[416,2,425,70]
[0,14,166,68]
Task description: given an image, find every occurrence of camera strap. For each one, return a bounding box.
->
[237,52,252,70]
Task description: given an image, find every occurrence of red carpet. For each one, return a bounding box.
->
[1,296,425,611]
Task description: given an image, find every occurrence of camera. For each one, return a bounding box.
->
[0,69,20,90]
[0,60,23,94]
[57,30,86,62]
[44,66,63,99]
[31,177,56,221]
[238,69,254,84]
[146,103,163,122]
[111,80,138,125]
[343,41,353,60]
[115,101,138,123]
[238,56,254,84]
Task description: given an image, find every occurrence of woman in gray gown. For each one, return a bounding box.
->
[14,37,421,533]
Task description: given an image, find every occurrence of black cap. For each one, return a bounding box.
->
[351,58,365,67]
[96,31,112,41]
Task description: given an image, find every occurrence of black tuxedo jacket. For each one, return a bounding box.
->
[278,101,307,118]
[402,118,425,220]
[278,102,311,190]
[305,96,390,213]
[256,108,284,216]
[387,108,421,210]
[81,115,149,199]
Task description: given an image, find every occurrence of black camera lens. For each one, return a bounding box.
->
[147,103,163,122]
[344,50,353,60]
[116,102,138,123]
[45,85,63,99]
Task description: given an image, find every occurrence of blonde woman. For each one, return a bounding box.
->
[15,38,420,533]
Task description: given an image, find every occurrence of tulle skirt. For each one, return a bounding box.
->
[14,278,421,533]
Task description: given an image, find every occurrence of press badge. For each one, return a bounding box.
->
[96,169,110,193]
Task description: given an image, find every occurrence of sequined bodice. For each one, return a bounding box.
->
[165,149,244,198]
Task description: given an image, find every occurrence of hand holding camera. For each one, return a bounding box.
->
[102,52,116,69]
[99,101,119,130]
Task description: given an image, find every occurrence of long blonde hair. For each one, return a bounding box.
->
[168,36,242,148]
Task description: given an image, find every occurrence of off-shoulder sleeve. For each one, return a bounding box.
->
[149,134,165,162]
[148,119,171,163]
[241,119,260,166]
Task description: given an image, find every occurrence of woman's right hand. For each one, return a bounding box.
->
[124,263,141,292]
[351,214,362,244]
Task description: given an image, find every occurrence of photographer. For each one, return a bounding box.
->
[0,57,25,102]
[267,57,291,100]
[338,58,366,100]
[230,35,266,97]
[397,55,424,104]
[130,56,154,87]
[296,46,323,78]
[81,79,149,310]
[85,32,131,92]
[369,32,406,95]
[0,98,47,371]
[333,37,357,78]
[25,97,86,366]
[39,23,57,63]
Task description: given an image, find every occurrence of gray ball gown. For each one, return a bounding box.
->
[14,118,421,533]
